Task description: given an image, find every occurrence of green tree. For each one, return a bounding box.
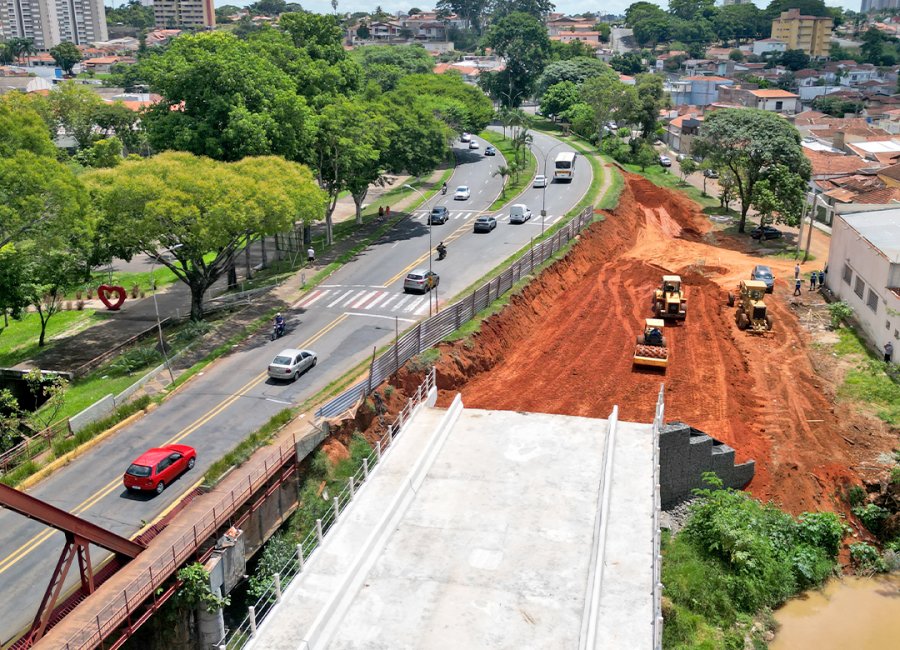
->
[634,142,657,171]
[396,73,493,134]
[536,57,609,95]
[548,38,596,60]
[579,69,637,143]
[631,73,665,139]
[540,81,579,120]
[140,32,315,162]
[668,0,716,21]
[811,95,862,117]
[780,49,810,71]
[492,0,555,19]
[0,98,56,159]
[249,0,287,15]
[609,52,644,75]
[353,45,433,91]
[693,108,810,232]
[436,0,491,33]
[48,82,106,150]
[87,153,326,320]
[49,41,81,76]
[484,12,551,107]
[596,22,610,43]
[750,164,806,227]
[75,137,124,168]
[679,156,698,182]
[93,102,146,155]
[279,12,346,64]
[713,4,764,44]
[105,0,155,29]
[356,24,371,39]
[215,4,241,22]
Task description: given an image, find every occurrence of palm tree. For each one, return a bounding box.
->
[492,164,511,194]
[512,129,533,165]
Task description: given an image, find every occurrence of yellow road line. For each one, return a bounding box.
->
[0,314,348,576]
[382,217,482,287]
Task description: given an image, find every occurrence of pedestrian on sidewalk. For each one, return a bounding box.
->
[794,278,802,296]
[818,270,825,288]
[794,263,800,279]
[386,205,391,217]
[885,341,894,364]
[378,206,384,218]
[809,273,817,291]
[307,246,315,263]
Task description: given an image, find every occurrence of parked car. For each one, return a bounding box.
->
[474,216,497,232]
[267,348,317,380]
[404,269,439,293]
[428,206,449,224]
[460,132,471,142]
[533,174,548,188]
[468,140,480,149]
[124,444,196,495]
[750,264,775,293]
[659,155,672,167]
[676,153,687,162]
[484,145,496,156]
[750,225,783,241]
[454,185,470,200]
[703,168,719,179]
[509,204,532,224]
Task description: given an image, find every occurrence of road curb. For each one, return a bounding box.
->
[18,403,158,491]
[481,129,536,212]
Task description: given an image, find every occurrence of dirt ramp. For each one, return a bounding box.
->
[424,173,889,515]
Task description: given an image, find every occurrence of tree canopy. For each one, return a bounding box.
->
[86,153,326,320]
[692,108,810,232]
[483,11,551,107]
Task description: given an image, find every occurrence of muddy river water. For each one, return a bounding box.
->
[770,574,900,649]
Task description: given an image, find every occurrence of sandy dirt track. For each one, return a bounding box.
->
[426,173,894,514]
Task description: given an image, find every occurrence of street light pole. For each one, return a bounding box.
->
[540,139,568,238]
[150,244,181,386]
[404,184,434,317]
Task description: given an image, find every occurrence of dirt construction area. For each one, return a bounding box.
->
[417,172,896,515]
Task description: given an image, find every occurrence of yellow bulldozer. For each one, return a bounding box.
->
[633,318,668,369]
[728,280,773,333]
[653,275,686,320]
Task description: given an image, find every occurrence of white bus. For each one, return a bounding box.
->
[553,151,577,182]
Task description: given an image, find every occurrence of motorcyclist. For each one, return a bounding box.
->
[436,241,447,259]
[274,313,285,336]
[441,182,447,195]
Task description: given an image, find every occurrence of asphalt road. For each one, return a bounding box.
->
[0,128,592,644]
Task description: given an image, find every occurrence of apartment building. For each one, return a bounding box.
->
[153,0,215,30]
[1,0,107,50]
[771,9,833,58]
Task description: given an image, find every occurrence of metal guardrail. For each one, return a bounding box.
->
[57,432,301,650]
[0,419,72,474]
[651,385,665,650]
[219,367,436,650]
[315,205,594,419]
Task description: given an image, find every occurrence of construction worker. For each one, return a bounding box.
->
[794,263,800,279]
[885,341,894,364]
[793,278,802,296]
[809,272,817,291]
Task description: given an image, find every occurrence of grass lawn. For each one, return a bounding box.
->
[91,265,180,296]
[0,310,99,368]
[479,131,537,211]
[53,372,147,420]
[833,328,900,425]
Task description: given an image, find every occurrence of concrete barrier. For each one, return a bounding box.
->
[69,394,116,432]
[290,395,464,650]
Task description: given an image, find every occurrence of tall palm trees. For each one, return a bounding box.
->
[6,37,35,66]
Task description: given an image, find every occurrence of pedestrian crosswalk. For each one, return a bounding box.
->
[293,286,435,317]
[411,209,563,226]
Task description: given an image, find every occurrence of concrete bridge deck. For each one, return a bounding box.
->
[249,398,658,650]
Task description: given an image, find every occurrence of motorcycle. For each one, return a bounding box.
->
[271,321,286,341]
[436,245,447,261]
[441,185,447,195]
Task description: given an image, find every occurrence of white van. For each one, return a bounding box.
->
[509,204,532,224]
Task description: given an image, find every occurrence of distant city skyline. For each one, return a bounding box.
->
[107,0,858,17]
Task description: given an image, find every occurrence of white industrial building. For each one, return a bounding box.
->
[826,209,900,354]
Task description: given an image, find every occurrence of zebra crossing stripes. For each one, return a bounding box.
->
[294,287,434,316]
[412,209,563,227]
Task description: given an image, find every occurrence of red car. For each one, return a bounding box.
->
[123,444,196,495]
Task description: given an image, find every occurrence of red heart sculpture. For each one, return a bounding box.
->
[98,285,126,311]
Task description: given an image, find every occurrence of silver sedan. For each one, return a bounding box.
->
[267,348,317,381]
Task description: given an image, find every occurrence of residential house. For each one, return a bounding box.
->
[752,38,787,56]
[655,50,687,72]
[546,16,596,36]
[369,21,404,40]
[716,86,801,115]
[668,76,734,107]
[145,29,181,47]
[826,209,900,352]
[82,56,134,73]
[551,31,601,49]
[704,47,733,61]
[665,113,703,155]
[770,9,833,58]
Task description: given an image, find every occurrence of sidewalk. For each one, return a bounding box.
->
[23,170,446,377]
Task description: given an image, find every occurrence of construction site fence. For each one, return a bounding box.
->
[651,385,665,650]
[57,425,303,650]
[315,205,594,420]
[0,419,72,475]
[219,367,436,650]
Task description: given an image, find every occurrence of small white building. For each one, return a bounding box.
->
[752,38,787,56]
[826,208,900,351]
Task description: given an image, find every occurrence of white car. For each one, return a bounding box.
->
[460,132,472,142]
[454,185,471,200]
[267,348,317,381]
[468,140,480,150]
[533,174,548,188]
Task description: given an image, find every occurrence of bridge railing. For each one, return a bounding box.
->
[58,432,300,650]
[651,384,665,650]
[315,205,595,420]
[220,367,436,649]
